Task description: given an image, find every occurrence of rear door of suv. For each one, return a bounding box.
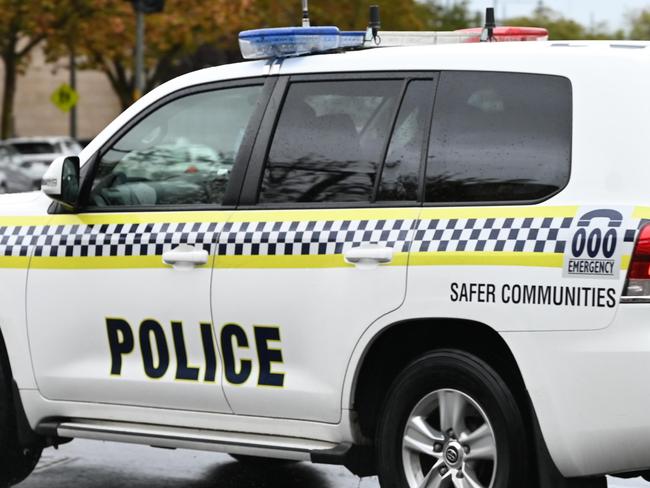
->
[406,71,613,333]
[211,73,436,423]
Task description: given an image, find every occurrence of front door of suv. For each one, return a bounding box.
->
[211,74,437,423]
[27,79,271,413]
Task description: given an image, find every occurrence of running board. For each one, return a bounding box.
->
[37,419,339,461]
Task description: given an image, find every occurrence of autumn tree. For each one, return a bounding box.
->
[0,0,86,138]
[46,0,254,110]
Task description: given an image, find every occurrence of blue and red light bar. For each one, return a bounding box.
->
[238,24,549,60]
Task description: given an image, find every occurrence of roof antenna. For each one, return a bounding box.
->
[302,0,310,27]
[367,5,381,45]
[480,7,496,42]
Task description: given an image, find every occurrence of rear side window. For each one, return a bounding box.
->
[425,72,572,204]
[259,80,403,204]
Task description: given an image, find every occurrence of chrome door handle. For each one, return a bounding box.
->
[162,244,209,269]
[344,244,394,268]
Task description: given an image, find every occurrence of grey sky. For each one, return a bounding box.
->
[465,0,650,30]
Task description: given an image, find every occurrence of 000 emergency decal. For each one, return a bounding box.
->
[106,318,285,387]
[563,208,631,279]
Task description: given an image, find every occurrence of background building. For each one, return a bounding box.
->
[0,48,120,140]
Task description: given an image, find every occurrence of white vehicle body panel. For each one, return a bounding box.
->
[0,41,646,478]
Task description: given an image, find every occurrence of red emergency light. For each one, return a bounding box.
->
[456,26,550,43]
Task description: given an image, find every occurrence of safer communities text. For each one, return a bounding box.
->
[450,282,617,308]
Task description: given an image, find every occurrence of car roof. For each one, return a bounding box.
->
[80,40,650,163]
[278,40,650,77]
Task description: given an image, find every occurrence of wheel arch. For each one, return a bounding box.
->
[348,317,530,441]
[345,316,585,486]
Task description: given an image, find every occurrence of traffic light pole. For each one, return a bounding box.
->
[134,8,145,100]
[130,0,164,100]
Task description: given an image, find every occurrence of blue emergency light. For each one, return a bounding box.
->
[239,27,365,60]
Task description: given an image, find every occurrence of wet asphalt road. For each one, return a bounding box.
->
[12,440,650,488]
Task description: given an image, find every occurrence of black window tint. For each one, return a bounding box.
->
[259,80,402,204]
[88,85,262,208]
[377,80,435,201]
[426,72,572,203]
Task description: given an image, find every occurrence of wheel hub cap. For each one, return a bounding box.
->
[401,388,498,488]
[444,441,463,468]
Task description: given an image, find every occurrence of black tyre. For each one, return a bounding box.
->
[376,350,529,488]
[0,346,41,487]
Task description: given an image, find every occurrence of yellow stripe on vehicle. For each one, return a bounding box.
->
[0,256,32,269]
[418,205,578,220]
[29,255,211,270]
[633,207,650,220]
[409,251,564,268]
[621,255,631,270]
[27,253,413,270]
[45,211,234,226]
[216,252,410,269]
[0,206,579,228]
[0,216,53,227]
[229,208,420,223]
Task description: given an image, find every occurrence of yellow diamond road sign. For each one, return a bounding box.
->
[51,84,79,113]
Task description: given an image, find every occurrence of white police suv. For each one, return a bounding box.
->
[0,8,648,488]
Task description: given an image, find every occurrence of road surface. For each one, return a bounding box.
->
[14,440,650,487]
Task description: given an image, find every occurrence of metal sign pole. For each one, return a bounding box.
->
[134,8,145,100]
[69,44,77,139]
[302,0,310,27]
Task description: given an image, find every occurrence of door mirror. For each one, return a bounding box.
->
[42,156,80,209]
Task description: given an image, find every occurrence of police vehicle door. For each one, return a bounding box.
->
[26,79,272,412]
[212,73,436,423]
[409,71,625,334]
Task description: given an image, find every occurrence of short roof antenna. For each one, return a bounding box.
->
[302,0,311,27]
[480,7,496,42]
[367,5,381,45]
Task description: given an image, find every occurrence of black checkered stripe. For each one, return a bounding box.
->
[0,222,221,258]
[215,219,415,256]
[0,219,415,258]
[0,216,584,259]
[411,216,575,254]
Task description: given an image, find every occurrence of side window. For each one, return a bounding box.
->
[377,80,435,202]
[88,85,263,208]
[259,80,403,204]
[425,72,572,203]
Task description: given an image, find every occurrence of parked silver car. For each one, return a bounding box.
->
[0,144,39,193]
[3,137,82,186]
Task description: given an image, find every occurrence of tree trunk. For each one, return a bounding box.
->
[102,61,134,112]
[115,83,132,112]
[1,53,17,139]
